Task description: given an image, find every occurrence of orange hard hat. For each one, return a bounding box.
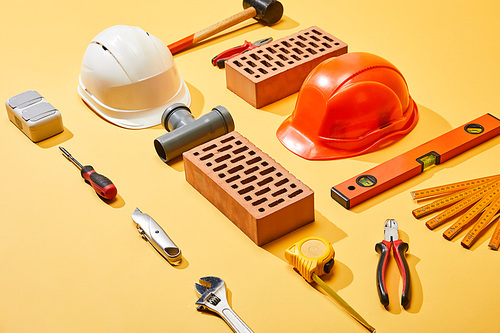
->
[277,52,418,160]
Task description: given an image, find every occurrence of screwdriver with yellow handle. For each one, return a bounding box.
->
[285,237,376,333]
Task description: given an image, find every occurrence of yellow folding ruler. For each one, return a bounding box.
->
[411,175,500,250]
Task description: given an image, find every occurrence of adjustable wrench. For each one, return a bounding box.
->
[195,276,253,333]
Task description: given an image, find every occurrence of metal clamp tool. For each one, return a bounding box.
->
[131,208,182,265]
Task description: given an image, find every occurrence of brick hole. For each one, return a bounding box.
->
[194,152,199,156]
[231,184,238,189]
[261,60,272,67]
[215,154,231,163]
[272,68,277,71]
[268,198,285,208]
[258,68,268,74]
[220,136,235,143]
[272,188,287,197]
[250,54,260,60]
[264,54,273,60]
[244,68,254,74]
[295,41,306,48]
[276,172,283,177]
[288,189,304,198]
[277,54,288,61]
[323,36,334,42]
[276,61,284,67]
[234,60,243,67]
[218,173,226,178]
[290,38,295,41]
[288,61,294,65]
[213,164,227,172]
[241,175,257,184]
[244,196,252,201]
[200,153,214,161]
[258,208,265,212]
[226,175,241,183]
[306,48,317,55]
[290,183,297,188]
[252,197,268,206]
[228,165,244,174]
[260,166,276,175]
[311,36,320,41]
[335,42,340,45]
[322,43,331,49]
[247,61,257,67]
[303,55,309,58]
[235,140,242,145]
[291,55,300,61]
[241,56,247,60]
[217,145,232,152]
[230,155,245,163]
[266,47,276,54]
[255,75,260,78]
[319,48,325,52]
[292,48,303,55]
[304,32,310,35]
[245,166,259,175]
[257,177,273,186]
[206,163,212,167]
[298,35,307,41]
[281,41,292,47]
[233,146,249,154]
[312,29,322,35]
[279,48,290,54]
[203,144,217,152]
[309,42,319,48]
[275,178,289,187]
[246,156,262,165]
[249,151,256,156]
[255,187,271,196]
[257,50,263,53]
[262,161,269,166]
[238,185,255,195]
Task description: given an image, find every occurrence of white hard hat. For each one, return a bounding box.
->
[78,25,191,129]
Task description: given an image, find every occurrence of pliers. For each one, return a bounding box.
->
[375,219,411,308]
[211,37,273,68]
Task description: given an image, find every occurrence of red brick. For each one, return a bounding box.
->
[184,131,314,245]
[225,26,348,108]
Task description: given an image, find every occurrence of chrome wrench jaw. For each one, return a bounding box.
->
[195,276,254,333]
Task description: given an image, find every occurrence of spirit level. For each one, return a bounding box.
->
[331,114,500,209]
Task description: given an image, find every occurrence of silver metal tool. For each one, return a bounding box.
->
[195,276,253,333]
[131,208,182,265]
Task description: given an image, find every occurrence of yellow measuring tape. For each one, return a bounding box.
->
[412,176,500,250]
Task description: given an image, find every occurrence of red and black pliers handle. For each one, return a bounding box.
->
[211,37,272,68]
[375,219,411,308]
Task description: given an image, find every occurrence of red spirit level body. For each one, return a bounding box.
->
[331,114,500,209]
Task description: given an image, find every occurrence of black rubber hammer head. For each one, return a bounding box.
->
[243,0,284,25]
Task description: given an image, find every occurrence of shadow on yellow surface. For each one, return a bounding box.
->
[106,194,126,209]
[36,126,74,149]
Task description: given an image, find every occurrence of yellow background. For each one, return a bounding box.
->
[1,0,499,332]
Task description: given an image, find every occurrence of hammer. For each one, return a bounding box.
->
[168,0,284,54]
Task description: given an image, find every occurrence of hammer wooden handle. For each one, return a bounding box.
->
[168,7,257,55]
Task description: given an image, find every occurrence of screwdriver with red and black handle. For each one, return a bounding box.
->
[59,147,117,200]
